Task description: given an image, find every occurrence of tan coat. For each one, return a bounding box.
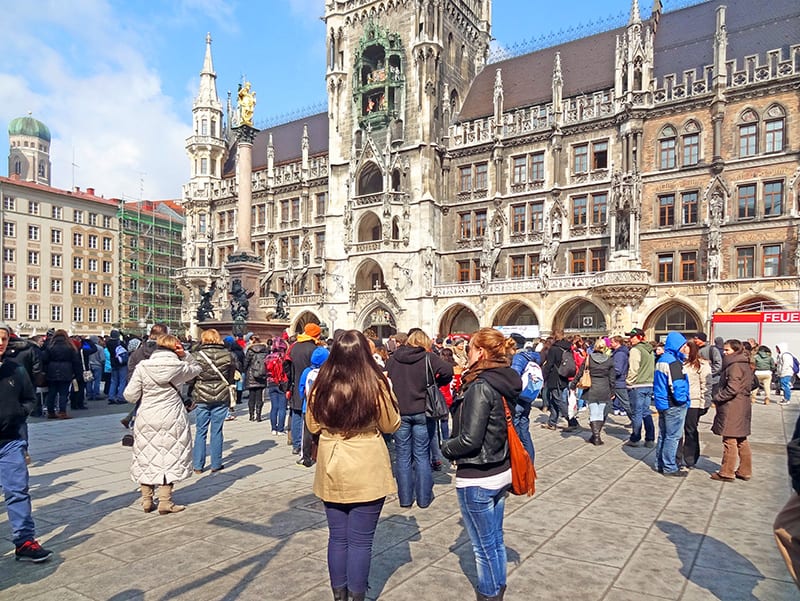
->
[306,390,400,504]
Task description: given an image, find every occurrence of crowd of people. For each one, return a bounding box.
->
[1,319,798,597]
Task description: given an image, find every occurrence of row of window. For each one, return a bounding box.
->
[2,223,113,249]
[2,304,112,323]
[2,275,112,296]
[456,243,784,283]
[2,198,113,227]
[657,181,784,227]
[2,249,113,272]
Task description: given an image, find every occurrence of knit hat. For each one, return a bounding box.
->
[509,333,526,349]
[223,335,235,347]
[304,323,322,339]
[694,332,708,342]
[0,321,11,334]
[110,329,121,339]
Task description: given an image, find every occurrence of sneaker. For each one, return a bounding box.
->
[780,399,791,405]
[15,540,53,563]
[271,430,278,436]
[663,470,688,478]
[225,414,236,421]
[623,440,643,448]
[291,447,301,455]
[644,440,656,448]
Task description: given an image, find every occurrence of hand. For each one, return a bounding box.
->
[175,341,186,359]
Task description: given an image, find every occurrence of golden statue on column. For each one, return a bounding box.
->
[237,81,256,126]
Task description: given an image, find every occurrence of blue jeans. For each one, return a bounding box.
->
[395,413,434,507]
[656,404,689,474]
[324,498,385,594]
[45,381,71,414]
[781,376,792,402]
[268,385,287,432]
[87,365,103,399]
[291,410,303,452]
[109,367,127,402]
[193,403,228,471]
[513,397,535,463]
[457,485,508,597]
[629,387,655,443]
[0,439,36,546]
[428,417,444,466]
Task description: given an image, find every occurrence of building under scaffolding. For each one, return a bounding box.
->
[119,200,185,334]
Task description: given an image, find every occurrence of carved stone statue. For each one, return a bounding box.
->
[196,284,216,322]
[616,211,630,250]
[237,81,256,127]
[229,278,254,321]
[271,290,289,320]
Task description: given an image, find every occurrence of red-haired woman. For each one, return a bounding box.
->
[441,327,522,601]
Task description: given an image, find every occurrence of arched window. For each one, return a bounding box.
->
[357,162,383,195]
[14,159,21,175]
[658,125,677,170]
[450,89,460,115]
[357,212,382,242]
[764,104,786,154]
[391,169,401,191]
[653,305,700,342]
[681,120,701,167]
[201,118,208,136]
[564,301,606,334]
[737,109,759,157]
[391,217,400,239]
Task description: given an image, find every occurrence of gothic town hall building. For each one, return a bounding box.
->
[177,0,800,341]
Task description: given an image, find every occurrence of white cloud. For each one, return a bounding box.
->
[0,0,191,200]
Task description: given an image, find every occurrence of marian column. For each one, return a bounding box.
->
[226,80,264,334]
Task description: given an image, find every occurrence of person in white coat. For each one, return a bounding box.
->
[776,343,796,405]
[124,334,202,514]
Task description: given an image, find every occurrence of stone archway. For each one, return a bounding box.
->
[354,258,386,291]
[730,296,784,312]
[357,211,382,242]
[439,303,479,337]
[360,304,397,340]
[644,302,702,342]
[552,299,607,337]
[293,311,321,335]
[492,300,539,327]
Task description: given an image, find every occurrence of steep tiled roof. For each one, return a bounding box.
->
[223,112,329,176]
[0,175,118,208]
[458,0,800,122]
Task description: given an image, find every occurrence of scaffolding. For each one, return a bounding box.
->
[118,200,185,334]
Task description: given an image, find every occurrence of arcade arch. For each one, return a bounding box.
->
[645,302,702,342]
[439,303,479,336]
[357,211,382,242]
[354,258,386,291]
[552,299,607,338]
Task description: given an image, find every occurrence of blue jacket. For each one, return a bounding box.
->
[654,332,690,410]
[511,350,539,375]
[299,347,330,412]
[611,344,629,389]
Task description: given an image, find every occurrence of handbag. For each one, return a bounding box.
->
[81,351,94,382]
[198,351,237,408]
[424,354,449,420]
[576,357,591,389]
[121,434,134,447]
[502,397,537,496]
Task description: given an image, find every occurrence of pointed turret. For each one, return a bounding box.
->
[629,0,641,24]
[195,33,221,109]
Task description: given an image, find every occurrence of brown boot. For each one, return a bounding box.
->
[140,484,155,513]
[157,483,186,514]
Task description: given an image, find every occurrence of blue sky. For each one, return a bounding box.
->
[0,0,659,200]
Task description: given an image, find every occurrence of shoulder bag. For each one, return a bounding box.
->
[502,396,537,496]
[198,351,236,408]
[576,356,592,389]
[424,354,449,420]
[81,351,94,383]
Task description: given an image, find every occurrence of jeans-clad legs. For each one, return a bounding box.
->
[457,485,508,598]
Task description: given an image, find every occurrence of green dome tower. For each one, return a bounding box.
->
[8,112,52,185]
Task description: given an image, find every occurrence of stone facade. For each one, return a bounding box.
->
[178,0,800,341]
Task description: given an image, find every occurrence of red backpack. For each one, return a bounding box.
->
[265,352,287,387]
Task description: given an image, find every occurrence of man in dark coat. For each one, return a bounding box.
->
[542,330,579,431]
[285,323,322,461]
[0,322,53,562]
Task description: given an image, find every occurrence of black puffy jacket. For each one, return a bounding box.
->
[42,335,82,385]
[191,344,235,405]
[4,336,43,386]
[0,359,35,447]
[441,366,521,478]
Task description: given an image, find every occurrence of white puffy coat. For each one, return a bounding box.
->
[124,349,202,485]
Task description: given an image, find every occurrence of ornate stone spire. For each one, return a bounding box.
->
[493,68,504,121]
[629,0,641,24]
[195,33,220,108]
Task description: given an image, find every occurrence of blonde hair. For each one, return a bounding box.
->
[470,328,516,362]
[593,338,608,354]
[200,328,222,344]
[156,334,180,351]
[407,329,432,351]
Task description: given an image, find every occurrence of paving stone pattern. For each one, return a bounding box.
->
[1,398,797,600]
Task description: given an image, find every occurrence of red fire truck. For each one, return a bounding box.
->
[711,311,800,352]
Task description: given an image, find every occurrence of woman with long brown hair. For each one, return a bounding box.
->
[677,340,712,469]
[441,328,522,601]
[306,330,400,601]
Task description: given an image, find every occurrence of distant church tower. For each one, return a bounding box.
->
[8,113,51,185]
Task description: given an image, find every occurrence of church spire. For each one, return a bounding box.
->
[629,0,641,24]
[195,32,220,108]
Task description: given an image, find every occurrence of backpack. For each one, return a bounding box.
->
[266,353,287,387]
[250,351,267,382]
[793,355,800,375]
[114,344,129,367]
[557,347,577,379]
[519,359,544,402]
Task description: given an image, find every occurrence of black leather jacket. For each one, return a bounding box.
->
[441,366,521,477]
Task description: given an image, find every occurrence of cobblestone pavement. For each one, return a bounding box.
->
[1,396,797,600]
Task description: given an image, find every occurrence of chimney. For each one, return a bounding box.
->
[87,187,95,195]
[74,186,81,193]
